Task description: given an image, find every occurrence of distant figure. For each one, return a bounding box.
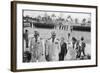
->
[68,33,70,40]
[30,31,45,62]
[23,29,29,48]
[79,37,86,56]
[45,31,60,61]
[76,40,81,58]
[59,37,67,61]
[30,22,32,28]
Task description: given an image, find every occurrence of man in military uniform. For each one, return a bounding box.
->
[45,31,61,61]
[30,31,45,62]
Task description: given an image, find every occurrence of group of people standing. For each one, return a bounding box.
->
[23,29,86,62]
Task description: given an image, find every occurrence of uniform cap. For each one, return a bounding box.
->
[34,31,39,36]
[51,31,56,36]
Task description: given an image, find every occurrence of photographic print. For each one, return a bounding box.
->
[11,1,97,72]
[23,10,91,62]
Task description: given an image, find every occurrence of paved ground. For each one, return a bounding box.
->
[23,27,91,61]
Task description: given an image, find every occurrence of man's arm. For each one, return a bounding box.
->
[45,40,49,56]
[58,41,61,54]
[29,38,33,53]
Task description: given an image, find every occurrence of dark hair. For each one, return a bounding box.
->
[25,29,28,32]
[72,37,77,42]
[68,33,70,37]
[23,51,31,62]
[81,37,84,41]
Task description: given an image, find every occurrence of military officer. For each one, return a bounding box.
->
[45,31,61,61]
[30,31,45,62]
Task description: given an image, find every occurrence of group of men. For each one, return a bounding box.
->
[23,29,86,62]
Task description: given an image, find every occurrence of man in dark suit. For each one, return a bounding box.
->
[59,37,67,61]
[80,37,86,56]
[23,29,29,48]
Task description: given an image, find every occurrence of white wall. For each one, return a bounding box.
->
[0,0,99,73]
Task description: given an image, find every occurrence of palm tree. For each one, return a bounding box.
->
[81,18,86,26]
[75,18,78,24]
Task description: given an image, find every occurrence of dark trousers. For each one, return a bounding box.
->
[81,49,86,56]
[59,53,65,61]
[76,50,81,58]
[25,40,28,48]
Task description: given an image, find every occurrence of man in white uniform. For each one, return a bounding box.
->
[30,31,45,62]
[45,31,61,61]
